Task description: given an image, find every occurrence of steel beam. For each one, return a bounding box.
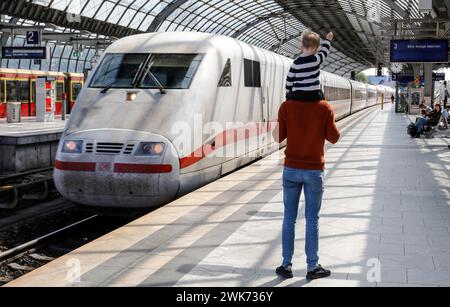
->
[0,0,139,38]
[232,12,289,39]
[147,0,190,32]
[382,0,409,19]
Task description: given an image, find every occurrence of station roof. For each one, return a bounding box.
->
[0,0,433,76]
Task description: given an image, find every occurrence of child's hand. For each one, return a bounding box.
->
[326,32,334,41]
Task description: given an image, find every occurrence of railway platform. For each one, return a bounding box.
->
[5,105,450,287]
[0,117,66,175]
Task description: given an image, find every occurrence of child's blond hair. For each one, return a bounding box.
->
[301,31,321,49]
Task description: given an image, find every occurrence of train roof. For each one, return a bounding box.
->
[104,32,293,67]
[0,68,69,77]
[106,32,239,54]
[65,72,85,78]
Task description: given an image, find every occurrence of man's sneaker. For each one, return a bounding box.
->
[276,264,293,279]
[306,265,331,281]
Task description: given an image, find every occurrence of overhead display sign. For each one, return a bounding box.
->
[390,39,449,63]
[1,47,47,59]
[392,74,424,84]
[393,73,445,83]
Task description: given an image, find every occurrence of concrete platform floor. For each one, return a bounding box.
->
[5,105,450,287]
[0,117,67,137]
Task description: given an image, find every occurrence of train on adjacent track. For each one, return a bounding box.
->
[0,68,84,118]
[54,32,394,209]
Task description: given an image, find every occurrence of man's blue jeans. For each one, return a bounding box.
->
[282,167,325,271]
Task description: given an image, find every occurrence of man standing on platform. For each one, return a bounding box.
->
[274,30,341,281]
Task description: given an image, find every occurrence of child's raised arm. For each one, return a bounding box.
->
[317,32,333,65]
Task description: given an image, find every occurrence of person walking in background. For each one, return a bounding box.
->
[274,30,341,281]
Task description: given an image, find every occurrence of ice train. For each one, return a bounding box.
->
[54,32,394,208]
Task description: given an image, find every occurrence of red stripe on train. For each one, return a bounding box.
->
[55,160,172,174]
[55,160,96,172]
[114,164,173,174]
[179,121,278,169]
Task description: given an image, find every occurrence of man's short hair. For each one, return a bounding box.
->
[302,31,321,49]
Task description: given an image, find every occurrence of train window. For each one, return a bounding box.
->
[0,81,4,103]
[218,59,232,87]
[356,89,366,100]
[56,82,64,101]
[72,83,82,101]
[140,54,203,90]
[90,53,148,89]
[18,81,30,102]
[6,81,17,102]
[244,59,261,88]
[324,86,350,101]
[253,61,261,87]
[244,59,253,87]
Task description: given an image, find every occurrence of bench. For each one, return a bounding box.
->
[423,114,449,139]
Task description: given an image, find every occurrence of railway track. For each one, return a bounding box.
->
[0,166,155,285]
[0,210,134,285]
[0,168,55,210]
[0,215,99,264]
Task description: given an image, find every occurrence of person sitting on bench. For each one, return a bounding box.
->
[414,104,443,138]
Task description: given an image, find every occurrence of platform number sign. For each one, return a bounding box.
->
[26,31,40,45]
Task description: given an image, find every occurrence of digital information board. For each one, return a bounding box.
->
[392,74,423,84]
[1,47,47,59]
[392,73,445,84]
[390,39,449,63]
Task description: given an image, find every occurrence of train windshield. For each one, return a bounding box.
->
[139,54,202,90]
[90,53,148,89]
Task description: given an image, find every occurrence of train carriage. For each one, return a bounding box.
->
[321,71,352,120]
[366,84,379,107]
[0,68,84,118]
[350,80,368,113]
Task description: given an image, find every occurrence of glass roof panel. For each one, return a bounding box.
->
[2,0,425,75]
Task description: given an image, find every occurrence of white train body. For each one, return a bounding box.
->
[54,32,394,208]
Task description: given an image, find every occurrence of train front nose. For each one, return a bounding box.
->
[54,130,180,208]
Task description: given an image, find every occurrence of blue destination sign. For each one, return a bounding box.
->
[392,74,423,84]
[1,47,47,59]
[390,39,449,63]
[392,73,445,84]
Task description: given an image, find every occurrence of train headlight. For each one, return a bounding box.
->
[62,140,84,154]
[135,142,165,156]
